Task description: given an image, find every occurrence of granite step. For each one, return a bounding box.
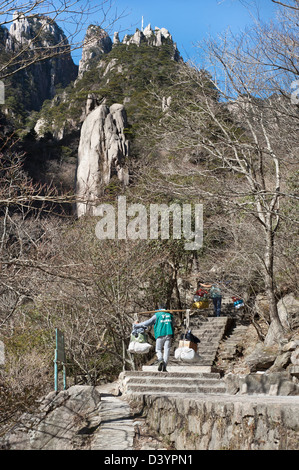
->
[120,370,227,396]
[126,383,227,395]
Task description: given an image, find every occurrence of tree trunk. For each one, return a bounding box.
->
[263,225,285,346]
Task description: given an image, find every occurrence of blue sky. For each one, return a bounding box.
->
[70,0,278,64]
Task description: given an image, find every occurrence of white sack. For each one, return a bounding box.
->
[128,341,152,354]
[175,346,200,363]
[180,347,196,362]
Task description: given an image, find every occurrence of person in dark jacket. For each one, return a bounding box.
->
[133,304,174,372]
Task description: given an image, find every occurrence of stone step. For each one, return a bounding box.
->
[142,365,214,373]
[175,336,220,343]
[173,344,220,352]
[129,316,230,380]
[121,370,227,395]
[170,316,230,372]
[191,325,227,331]
[190,316,228,323]
[125,378,223,388]
[171,356,215,363]
[126,383,227,395]
[179,333,225,341]
[122,371,221,379]
[190,334,224,340]
[195,351,218,357]
[218,325,249,359]
[193,329,228,335]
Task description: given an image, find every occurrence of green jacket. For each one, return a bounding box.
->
[154,310,174,339]
[133,310,174,339]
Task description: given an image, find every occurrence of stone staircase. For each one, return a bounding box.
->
[120,315,231,397]
[142,315,231,373]
[218,324,249,361]
[120,370,227,396]
[187,315,230,369]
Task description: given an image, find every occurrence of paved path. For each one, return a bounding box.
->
[91,395,135,450]
[90,384,168,451]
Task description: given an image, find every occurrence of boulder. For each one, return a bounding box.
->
[278,293,299,330]
[267,351,292,372]
[245,343,278,372]
[0,386,102,450]
[291,348,299,366]
[282,340,299,352]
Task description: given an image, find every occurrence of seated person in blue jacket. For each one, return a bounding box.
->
[133,304,174,372]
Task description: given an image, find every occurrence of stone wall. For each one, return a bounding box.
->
[131,394,299,450]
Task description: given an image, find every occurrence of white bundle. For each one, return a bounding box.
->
[128,341,152,354]
[175,347,200,363]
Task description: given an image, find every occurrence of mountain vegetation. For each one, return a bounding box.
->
[0,0,298,436]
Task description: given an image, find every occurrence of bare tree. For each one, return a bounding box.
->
[271,0,299,10]
[138,1,298,345]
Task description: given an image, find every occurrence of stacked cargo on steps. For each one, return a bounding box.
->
[143,316,230,373]
[120,316,230,397]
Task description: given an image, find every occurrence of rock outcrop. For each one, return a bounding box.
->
[76,103,129,217]
[78,24,112,78]
[121,24,180,60]
[0,385,102,450]
[78,23,179,80]
[278,293,299,330]
[2,12,78,111]
[6,12,65,51]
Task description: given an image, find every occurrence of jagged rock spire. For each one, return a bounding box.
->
[78,25,112,78]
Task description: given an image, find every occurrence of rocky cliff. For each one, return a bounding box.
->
[77,23,180,81]
[29,21,180,199]
[76,103,129,217]
[78,24,112,79]
[1,12,78,112]
[120,24,180,60]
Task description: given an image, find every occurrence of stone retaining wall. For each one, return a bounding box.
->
[131,394,299,450]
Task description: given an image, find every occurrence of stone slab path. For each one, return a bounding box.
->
[90,394,135,450]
